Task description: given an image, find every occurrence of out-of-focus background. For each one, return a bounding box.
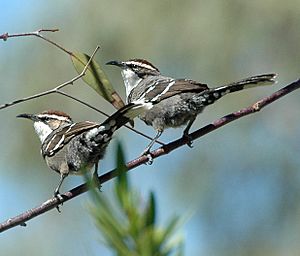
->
[1,1,299,255]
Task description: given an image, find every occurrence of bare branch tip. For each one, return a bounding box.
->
[79,46,101,76]
[91,45,101,57]
[37,28,60,33]
[0,32,9,41]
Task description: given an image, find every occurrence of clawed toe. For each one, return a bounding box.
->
[54,192,65,212]
[140,150,154,165]
[145,153,153,165]
[54,192,64,200]
[93,174,102,191]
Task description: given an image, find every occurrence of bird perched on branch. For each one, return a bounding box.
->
[107,58,276,162]
[17,102,153,197]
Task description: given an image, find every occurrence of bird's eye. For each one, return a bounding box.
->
[41,116,50,121]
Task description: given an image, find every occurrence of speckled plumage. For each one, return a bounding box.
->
[107,58,277,156]
[17,102,153,195]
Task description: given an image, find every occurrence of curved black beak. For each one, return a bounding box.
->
[16,113,34,120]
[105,60,124,67]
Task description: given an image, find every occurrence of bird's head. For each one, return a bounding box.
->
[17,110,73,143]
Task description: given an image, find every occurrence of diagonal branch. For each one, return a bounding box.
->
[0,77,299,233]
[0,45,100,110]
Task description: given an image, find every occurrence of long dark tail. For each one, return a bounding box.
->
[199,73,277,105]
[215,73,277,92]
[100,101,153,135]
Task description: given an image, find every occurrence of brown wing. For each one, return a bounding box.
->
[142,78,209,102]
[42,121,99,157]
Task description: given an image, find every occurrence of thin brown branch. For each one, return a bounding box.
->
[0,28,73,55]
[1,78,299,233]
[1,29,163,145]
[0,45,100,110]
[0,28,59,40]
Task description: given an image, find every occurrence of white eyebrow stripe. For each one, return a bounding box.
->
[127,61,157,71]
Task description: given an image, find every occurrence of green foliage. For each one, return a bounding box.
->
[88,142,184,256]
[71,52,125,109]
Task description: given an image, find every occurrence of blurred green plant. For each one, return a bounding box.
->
[88,142,184,256]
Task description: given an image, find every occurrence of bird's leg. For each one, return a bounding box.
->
[54,173,67,198]
[141,130,163,165]
[182,117,196,148]
[92,162,102,191]
[54,173,68,212]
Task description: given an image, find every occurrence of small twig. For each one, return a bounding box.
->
[1,29,164,145]
[0,52,164,145]
[56,91,109,116]
[0,28,59,40]
[0,78,299,233]
[0,29,73,56]
[0,45,100,110]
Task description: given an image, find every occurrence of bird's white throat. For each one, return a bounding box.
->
[121,69,142,99]
[33,121,53,143]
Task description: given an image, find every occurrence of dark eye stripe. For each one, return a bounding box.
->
[41,116,51,121]
[129,64,138,69]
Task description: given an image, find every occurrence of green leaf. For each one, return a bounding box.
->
[116,142,128,191]
[91,207,131,255]
[174,242,184,256]
[144,192,156,227]
[115,141,130,209]
[88,182,131,255]
[157,216,181,246]
[71,52,125,109]
[87,142,185,255]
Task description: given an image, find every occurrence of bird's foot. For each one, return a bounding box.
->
[93,173,102,192]
[140,149,154,165]
[53,191,66,213]
[183,133,194,148]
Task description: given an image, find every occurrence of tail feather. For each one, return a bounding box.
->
[101,101,153,132]
[214,73,277,93]
[196,73,277,106]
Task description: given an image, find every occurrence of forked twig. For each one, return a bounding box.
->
[0,28,164,145]
[0,45,100,109]
[0,29,72,55]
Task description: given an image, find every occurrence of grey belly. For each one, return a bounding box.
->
[45,138,106,176]
[139,94,204,131]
